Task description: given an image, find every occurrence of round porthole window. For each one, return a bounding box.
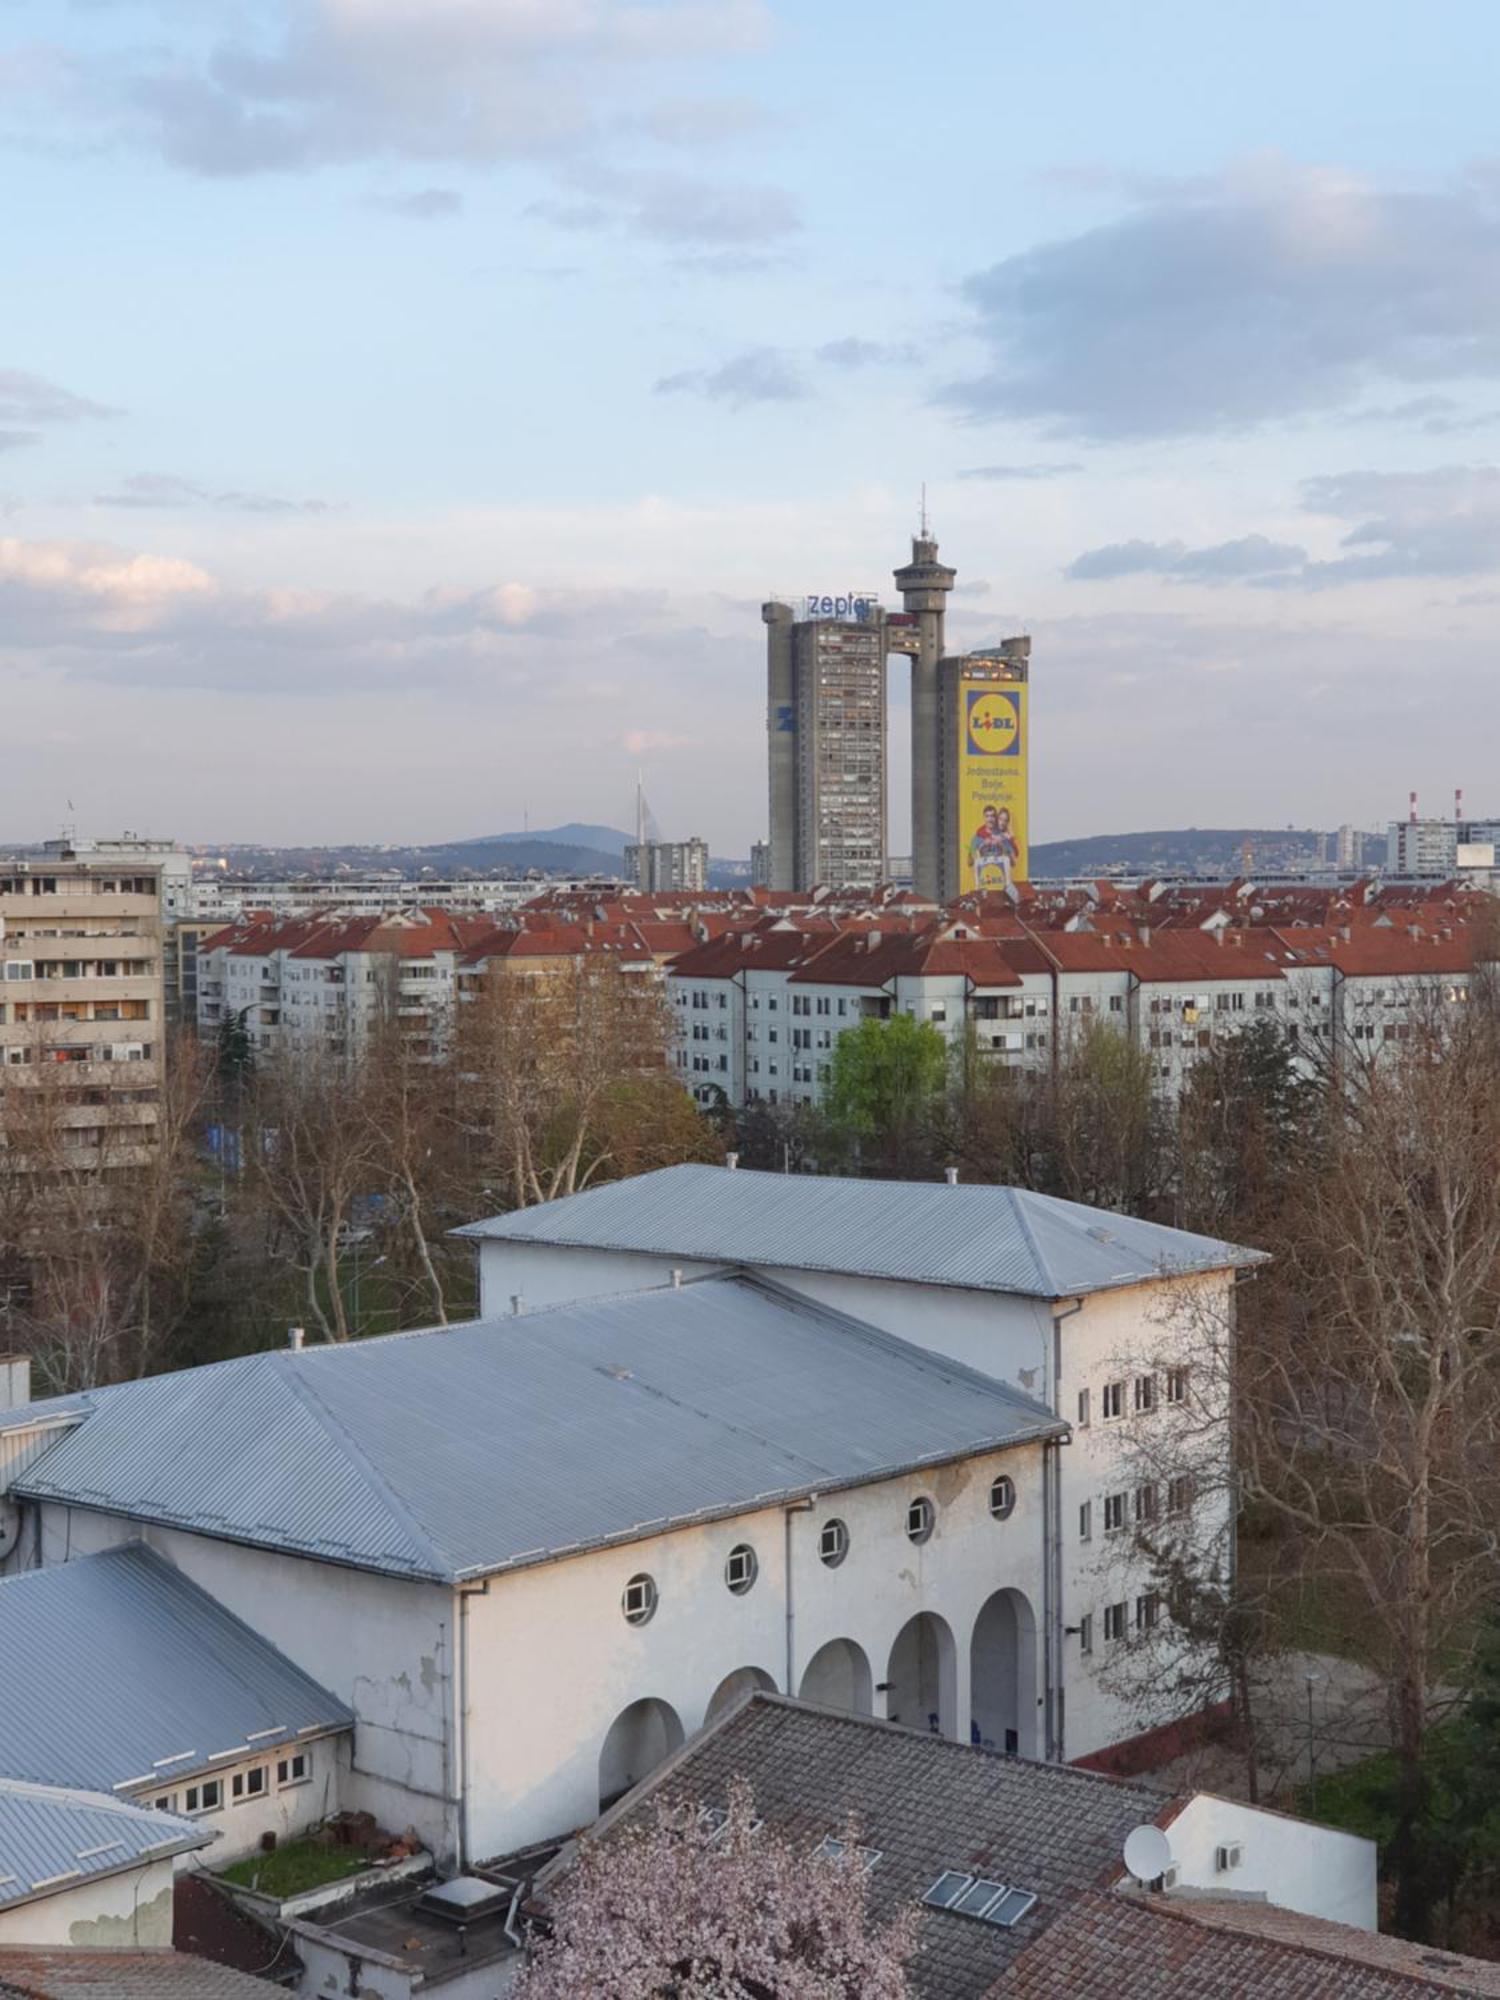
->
[818,1518,849,1568]
[622,1573,658,1626]
[989,1475,1016,1521]
[906,1495,936,1544]
[725,1544,758,1595]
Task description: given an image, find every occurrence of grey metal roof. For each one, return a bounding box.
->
[556,1693,1176,2000]
[0,1949,285,1997]
[0,1779,208,1915]
[13,1277,1063,1583]
[0,1547,353,1793]
[453,1164,1266,1298]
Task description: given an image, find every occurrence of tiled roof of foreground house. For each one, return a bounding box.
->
[0,1951,282,1997]
[993,1888,1500,1998]
[538,1693,1177,2000]
[457,1162,1265,1298]
[0,1547,352,1794]
[8,1276,1062,1582]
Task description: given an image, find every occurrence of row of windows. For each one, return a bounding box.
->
[621,1479,1019,1625]
[1079,1593,1161,1652]
[1080,1474,1194,1542]
[153,1751,308,1817]
[1078,1368,1188,1428]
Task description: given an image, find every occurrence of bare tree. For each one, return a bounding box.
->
[519,1778,920,2000]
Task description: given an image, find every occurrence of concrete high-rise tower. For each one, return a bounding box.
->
[893,529,957,901]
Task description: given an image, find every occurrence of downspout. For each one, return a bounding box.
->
[456,1580,489,1869]
[783,1497,815,1695]
[1045,1298,1083,1764]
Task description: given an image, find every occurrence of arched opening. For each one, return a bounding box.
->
[970,1589,1039,1757]
[598,1697,685,1812]
[798,1638,873,1716]
[704,1666,777,1727]
[884,1612,958,1737]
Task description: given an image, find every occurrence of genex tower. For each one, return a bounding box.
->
[764,529,1031,899]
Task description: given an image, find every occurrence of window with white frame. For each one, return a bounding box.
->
[1078,1612,1093,1654]
[1103,1492,1126,1534]
[1101,1381,1124,1421]
[1134,1374,1156,1414]
[1103,1602,1126,1643]
[819,1518,849,1567]
[988,1475,1015,1521]
[906,1495,936,1543]
[1136,1592,1161,1634]
[1078,1499,1092,1542]
[1167,1474,1195,1516]
[622,1573,658,1626]
[277,1752,309,1787]
[725,1544,758,1595]
[1076,1387,1090,1428]
[1165,1367,1188,1405]
[1135,1483,1158,1525]
[183,1780,222,1814]
[232,1766,268,1803]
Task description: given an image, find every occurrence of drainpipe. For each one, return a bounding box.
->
[1045,1299,1083,1764]
[783,1497,815,1695]
[456,1580,489,1869]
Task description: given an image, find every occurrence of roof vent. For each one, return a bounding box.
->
[287,1326,304,1352]
[415,1875,515,1926]
[725,1152,739,1171]
[944,1166,959,1186]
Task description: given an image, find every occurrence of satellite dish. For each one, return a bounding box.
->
[1122,1824,1173,1884]
[0,1498,20,1563]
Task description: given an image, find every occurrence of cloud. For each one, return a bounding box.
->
[632,96,770,147]
[368,187,464,219]
[1065,465,1500,591]
[655,346,806,408]
[29,0,774,177]
[944,160,1500,440]
[530,168,798,245]
[815,337,920,369]
[1066,533,1308,583]
[957,462,1082,481]
[93,473,334,516]
[1344,394,1500,436]
[0,369,116,445]
[621,727,693,753]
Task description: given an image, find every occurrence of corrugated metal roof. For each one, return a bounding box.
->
[14,1278,1063,1584]
[454,1164,1266,1298]
[0,1779,208,1915]
[0,1547,353,1793]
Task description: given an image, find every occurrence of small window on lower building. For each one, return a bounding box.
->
[819,1518,849,1567]
[1102,1381,1124,1421]
[1165,1367,1189,1405]
[1078,1499,1092,1542]
[1076,1387,1090,1428]
[622,1573,658,1626]
[232,1766,267,1803]
[1078,1613,1093,1655]
[1136,1592,1161,1634]
[277,1752,309,1787]
[989,1475,1016,1521]
[184,1780,222,1814]
[725,1544,758,1595]
[153,1795,176,1813]
[905,1496,936,1544]
[1167,1474,1195,1516]
[1103,1602,1126,1643]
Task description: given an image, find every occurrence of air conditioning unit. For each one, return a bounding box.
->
[1215,1843,1243,1873]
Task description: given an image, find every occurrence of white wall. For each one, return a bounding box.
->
[1168,1793,1378,1930]
[0,1857,175,1949]
[463,1442,1050,1859]
[33,1514,459,1862]
[130,1734,346,1866]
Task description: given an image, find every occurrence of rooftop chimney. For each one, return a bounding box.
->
[0,1354,31,1412]
[725,1152,739,1170]
[671,1268,684,1289]
[510,1294,526,1317]
[286,1326,305,1352]
[944,1166,959,1186]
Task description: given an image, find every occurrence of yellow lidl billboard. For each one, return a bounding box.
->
[958,676,1028,893]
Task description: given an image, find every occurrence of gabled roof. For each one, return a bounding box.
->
[994,1887,1500,1997]
[456,1164,1265,1299]
[0,1950,284,1998]
[12,1279,1062,1584]
[549,1694,1175,2000]
[0,1547,353,1794]
[0,1778,209,1915]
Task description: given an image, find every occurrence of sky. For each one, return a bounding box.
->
[5,0,1500,854]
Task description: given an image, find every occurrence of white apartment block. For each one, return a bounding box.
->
[0,855,165,1173]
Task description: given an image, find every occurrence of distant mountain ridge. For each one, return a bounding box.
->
[1030,827,1331,878]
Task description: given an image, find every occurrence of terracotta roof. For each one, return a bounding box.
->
[994,1889,1500,1998]
[0,1951,282,1997]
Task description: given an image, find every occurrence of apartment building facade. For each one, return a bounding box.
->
[0,855,165,1173]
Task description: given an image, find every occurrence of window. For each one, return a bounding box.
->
[1133,1374,1156,1414]
[1076,1387,1090,1428]
[622,1573,658,1626]
[277,1752,309,1787]
[989,1475,1016,1521]
[1078,1499,1092,1542]
[232,1766,267,1803]
[1136,1592,1161,1634]
[153,1794,176,1813]
[1078,1613,1093,1655]
[1167,1474,1195,1516]
[819,1518,849,1567]
[725,1544,758,1595]
[905,1495,936,1543]
[1135,1484,1158,1526]
[1103,1493,1126,1534]
[1103,1602,1127,1643]
[1165,1367,1188,1406]
[183,1780,222,1814]
[1102,1381,1124,1422]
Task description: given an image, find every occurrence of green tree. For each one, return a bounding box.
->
[1176,1015,1319,1234]
[824,1014,948,1168]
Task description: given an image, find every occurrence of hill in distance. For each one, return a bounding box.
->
[1030,827,1331,878]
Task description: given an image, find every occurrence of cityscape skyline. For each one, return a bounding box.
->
[5,2,1500,851]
